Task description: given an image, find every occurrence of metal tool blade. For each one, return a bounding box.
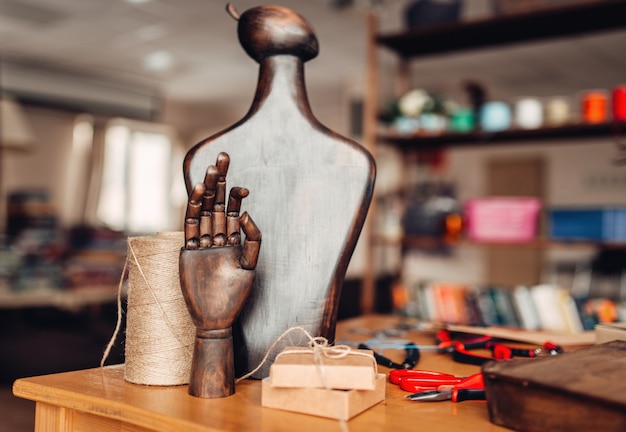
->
[406,389,452,401]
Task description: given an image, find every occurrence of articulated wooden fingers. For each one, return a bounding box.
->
[216,152,230,177]
[184,152,257,253]
[240,212,261,270]
[184,183,205,250]
[212,154,229,247]
[200,166,219,248]
[227,187,249,245]
[202,165,219,209]
[215,152,230,209]
[227,187,249,215]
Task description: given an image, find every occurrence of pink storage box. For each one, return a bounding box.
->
[464,197,541,242]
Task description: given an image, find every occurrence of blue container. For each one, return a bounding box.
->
[549,208,626,242]
[480,101,512,132]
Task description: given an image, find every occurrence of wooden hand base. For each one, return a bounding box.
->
[189,329,235,398]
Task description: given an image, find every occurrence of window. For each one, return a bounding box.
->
[96,118,186,234]
[62,115,94,226]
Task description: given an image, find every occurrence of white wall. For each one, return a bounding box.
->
[2,106,76,231]
[447,138,626,207]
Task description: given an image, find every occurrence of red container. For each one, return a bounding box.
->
[582,91,608,124]
[612,86,626,121]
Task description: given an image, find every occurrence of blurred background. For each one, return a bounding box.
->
[1,0,626,429]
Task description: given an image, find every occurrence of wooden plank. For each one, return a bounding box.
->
[361,11,380,315]
[483,341,626,432]
[73,411,123,432]
[446,323,595,346]
[72,410,155,432]
[35,403,73,432]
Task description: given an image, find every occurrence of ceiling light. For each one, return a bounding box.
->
[143,51,173,72]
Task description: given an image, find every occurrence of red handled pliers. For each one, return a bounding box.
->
[388,369,486,402]
[436,329,562,366]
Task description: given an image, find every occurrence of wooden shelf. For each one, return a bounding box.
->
[0,285,123,310]
[379,121,626,150]
[373,234,626,250]
[377,0,626,59]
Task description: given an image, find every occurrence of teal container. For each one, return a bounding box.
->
[450,108,475,133]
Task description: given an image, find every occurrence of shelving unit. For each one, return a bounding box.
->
[374,234,626,251]
[0,285,121,310]
[360,1,626,313]
[381,121,626,150]
[376,0,626,59]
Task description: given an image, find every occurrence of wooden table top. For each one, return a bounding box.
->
[13,314,511,432]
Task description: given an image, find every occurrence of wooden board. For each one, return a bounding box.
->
[483,341,626,432]
[447,324,596,346]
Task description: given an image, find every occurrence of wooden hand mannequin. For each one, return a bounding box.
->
[183,4,376,379]
[179,152,261,398]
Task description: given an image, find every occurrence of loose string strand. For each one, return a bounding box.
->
[100,255,128,367]
[236,326,377,382]
[235,326,313,382]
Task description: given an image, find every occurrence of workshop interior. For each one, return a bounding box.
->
[1,0,626,431]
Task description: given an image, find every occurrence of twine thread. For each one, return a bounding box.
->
[101,232,196,386]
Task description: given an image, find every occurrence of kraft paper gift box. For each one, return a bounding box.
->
[268,346,378,390]
[262,345,385,420]
[262,373,386,421]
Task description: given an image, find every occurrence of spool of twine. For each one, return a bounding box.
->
[124,232,195,386]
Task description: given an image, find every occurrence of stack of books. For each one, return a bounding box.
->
[398,281,621,332]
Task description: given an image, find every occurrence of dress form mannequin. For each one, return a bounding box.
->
[183,4,375,379]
